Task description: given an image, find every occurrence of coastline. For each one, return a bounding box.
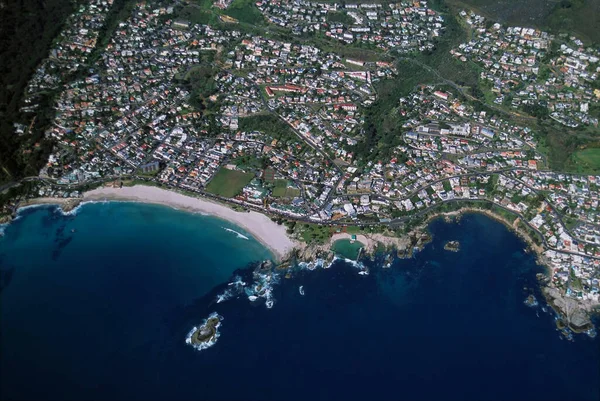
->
[326,232,412,254]
[1,191,567,271]
[294,227,426,264]
[424,207,547,266]
[420,207,598,332]
[7,186,597,333]
[1,197,83,224]
[81,185,298,262]
[16,197,83,213]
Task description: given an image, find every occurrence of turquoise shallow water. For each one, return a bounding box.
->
[0,202,272,400]
[0,203,599,401]
[331,238,364,260]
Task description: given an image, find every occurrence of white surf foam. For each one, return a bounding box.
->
[222,227,250,240]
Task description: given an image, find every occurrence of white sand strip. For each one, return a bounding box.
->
[84,185,298,261]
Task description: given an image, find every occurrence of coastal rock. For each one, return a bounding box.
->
[295,246,334,265]
[443,215,456,223]
[570,309,592,331]
[60,198,82,213]
[186,312,223,351]
[443,241,460,252]
[536,272,550,285]
[524,294,538,307]
[544,287,593,332]
[260,260,273,271]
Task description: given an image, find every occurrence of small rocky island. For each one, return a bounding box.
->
[444,241,460,252]
[185,312,223,351]
[524,294,539,307]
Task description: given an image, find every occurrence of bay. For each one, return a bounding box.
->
[0,203,598,401]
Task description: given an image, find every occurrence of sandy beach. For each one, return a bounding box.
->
[83,185,299,261]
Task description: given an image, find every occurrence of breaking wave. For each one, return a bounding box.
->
[222,227,250,240]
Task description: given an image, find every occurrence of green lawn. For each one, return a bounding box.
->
[272,180,288,197]
[446,0,600,44]
[326,11,355,25]
[297,223,332,245]
[178,6,212,25]
[571,148,600,173]
[223,0,264,25]
[205,167,254,198]
[271,179,300,198]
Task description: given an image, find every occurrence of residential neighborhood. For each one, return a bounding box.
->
[256,0,444,53]
[451,10,600,127]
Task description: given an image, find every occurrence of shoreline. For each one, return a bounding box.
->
[14,192,543,266]
[82,186,298,262]
[424,207,547,266]
[319,232,412,255]
[7,186,597,333]
[2,190,568,272]
[16,197,83,213]
[421,207,598,332]
[9,185,298,262]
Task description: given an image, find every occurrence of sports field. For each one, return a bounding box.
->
[271,179,301,198]
[205,167,254,198]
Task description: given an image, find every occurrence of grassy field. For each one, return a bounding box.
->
[569,148,600,173]
[446,0,600,44]
[297,223,332,245]
[178,6,213,25]
[272,180,288,197]
[223,0,265,25]
[205,167,254,197]
[271,179,301,198]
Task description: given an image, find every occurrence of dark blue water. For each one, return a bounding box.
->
[1,203,598,401]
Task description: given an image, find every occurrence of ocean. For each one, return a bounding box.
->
[0,202,598,401]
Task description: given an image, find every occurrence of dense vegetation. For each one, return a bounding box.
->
[0,0,136,185]
[181,65,218,111]
[326,11,355,25]
[239,114,299,144]
[446,0,600,45]
[0,0,75,183]
[351,0,478,164]
[223,0,265,25]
